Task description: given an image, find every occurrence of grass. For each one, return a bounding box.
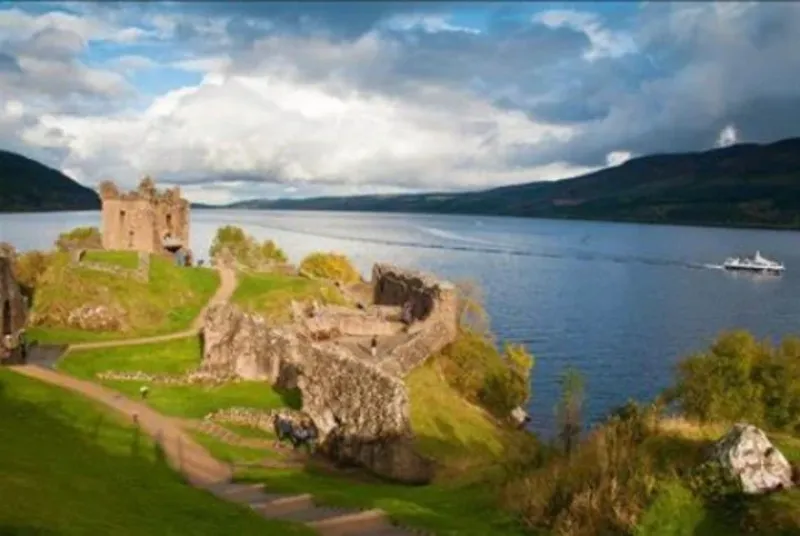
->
[231,271,348,322]
[82,250,139,270]
[58,336,300,419]
[223,422,278,440]
[28,252,220,344]
[0,368,312,535]
[191,431,284,463]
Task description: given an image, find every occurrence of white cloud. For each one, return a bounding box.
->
[31,33,588,196]
[606,150,632,167]
[715,124,739,148]
[534,10,636,61]
[384,14,481,35]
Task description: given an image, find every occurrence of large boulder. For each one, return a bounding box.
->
[713,423,794,494]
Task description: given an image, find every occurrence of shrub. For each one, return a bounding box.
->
[298,252,360,284]
[55,226,102,251]
[557,367,585,455]
[454,278,490,334]
[13,250,54,291]
[503,417,659,536]
[208,225,287,269]
[436,330,534,418]
[674,330,800,432]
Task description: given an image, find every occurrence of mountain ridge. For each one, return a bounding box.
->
[216,137,800,229]
[0,150,100,212]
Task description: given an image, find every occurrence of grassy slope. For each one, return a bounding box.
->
[58,337,300,418]
[0,369,311,535]
[82,250,140,270]
[231,271,348,322]
[29,253,219,343]
[637,419,800,536]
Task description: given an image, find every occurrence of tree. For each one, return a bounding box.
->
[556,367,585,455]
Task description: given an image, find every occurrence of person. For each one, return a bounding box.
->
[401,301,413,326]
[139,385,149,400]
[370,336,378,358]
[18,329,27,361]
[273,415,294,448]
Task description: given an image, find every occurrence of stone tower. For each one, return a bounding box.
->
[0,256,27,342]
[98,177,190,254]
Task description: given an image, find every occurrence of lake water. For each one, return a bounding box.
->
[2,209,799,435]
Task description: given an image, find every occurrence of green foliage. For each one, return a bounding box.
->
[209,225,287,269]
[435,330,534,418]
[298,252,361,284]
[675,330,800,432]
[0,369,311,535]
[55,226,102,251]
[634,481,707,536]
[557,367,585,455]
[11,249,53,291]
[453,279,490,334]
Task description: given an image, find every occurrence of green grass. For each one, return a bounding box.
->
[58,336,300,419]
[82,250,139,269]
[29,253,220,344]
[0,368,312,535]
[237,466,526,536]
[223,423,278,440]
[231,271,348,322]
[192,432,284,463]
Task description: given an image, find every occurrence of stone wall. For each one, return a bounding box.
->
[372,263,459,376]
[200,302,434,483]
[0,256,28,350]
[99,178,190,254]
[72,249,150,282]
[301,305,405,338]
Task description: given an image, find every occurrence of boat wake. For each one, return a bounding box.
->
[702,263,726,270]
[214,215,710,272]
[418,226,499,247]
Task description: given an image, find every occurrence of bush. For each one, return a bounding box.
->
[298,252,360,284]
[209,225,287,269]
[503,417,659,536]
[436,330,534,418]
[55,226,102,251]
[674,330,800,432]
[13,250,54,291]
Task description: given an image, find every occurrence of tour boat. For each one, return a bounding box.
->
[722,251,785,275]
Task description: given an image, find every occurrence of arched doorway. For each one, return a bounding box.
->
[2,300,10,336]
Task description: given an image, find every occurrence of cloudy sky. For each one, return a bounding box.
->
[1,1,799,204]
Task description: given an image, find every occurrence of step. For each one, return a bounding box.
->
[210,483,269,503]
[251,493,315,517]
[307,508,391,536]
[279,505,357,523]
[354,527,419,536]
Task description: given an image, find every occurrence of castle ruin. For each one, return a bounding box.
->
[98,177,190,257]
[0,255,28,364]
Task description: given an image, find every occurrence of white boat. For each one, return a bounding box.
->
[722,251,785,274]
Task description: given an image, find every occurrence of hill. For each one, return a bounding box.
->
[223,137,800,229]
[0,150,100,212]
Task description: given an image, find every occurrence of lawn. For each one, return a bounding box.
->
[0,369,312,535]
[231,271,348,322]
[29,253,220,344]
[82,249,140,270]
[58,336,300,419]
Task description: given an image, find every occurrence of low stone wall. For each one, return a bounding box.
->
[73,249,150,282]
[382,320,456,377]
[302,306,405,338]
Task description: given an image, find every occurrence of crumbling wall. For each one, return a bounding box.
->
[0,256,28,340]
[98,178,190,254]
[301,305,405,338]
[200,302,434,483]
[372,263,459,375]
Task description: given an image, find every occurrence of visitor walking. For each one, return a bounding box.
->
[370,336,378,358]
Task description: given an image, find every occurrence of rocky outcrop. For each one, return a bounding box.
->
[66,304,127,332]
[713,423,794,494]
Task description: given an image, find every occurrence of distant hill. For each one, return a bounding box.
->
[222,137,800,229]
[0,150,99,212]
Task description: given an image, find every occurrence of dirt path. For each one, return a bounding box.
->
[67,266,237,352]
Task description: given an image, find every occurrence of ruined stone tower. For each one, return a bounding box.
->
[0,256,27,341]
[98,177,190,255]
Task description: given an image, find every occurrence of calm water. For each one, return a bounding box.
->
[2,209,799,435]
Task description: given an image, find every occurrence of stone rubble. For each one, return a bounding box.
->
[713,423,795,494]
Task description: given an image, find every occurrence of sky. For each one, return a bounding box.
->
[1,1,799,204]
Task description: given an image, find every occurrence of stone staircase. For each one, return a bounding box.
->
[207,482,421,535]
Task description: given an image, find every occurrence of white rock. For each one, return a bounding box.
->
[713,423,794,494]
